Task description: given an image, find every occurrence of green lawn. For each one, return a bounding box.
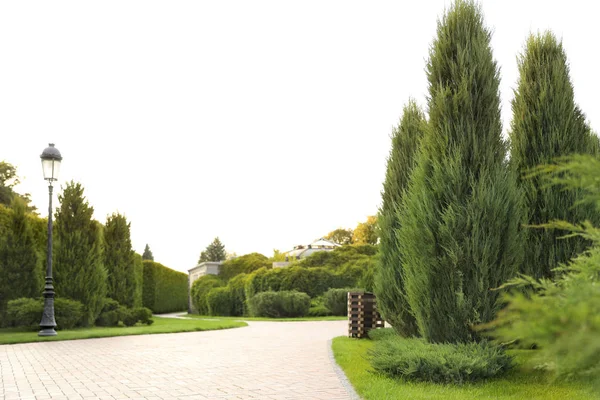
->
[0,317,247,345]
[183,313,346,322]
[332,337,599,400]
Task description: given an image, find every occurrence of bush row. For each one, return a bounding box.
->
[142,260,188,313]
[247,291,310,318]
[5,297,153,329]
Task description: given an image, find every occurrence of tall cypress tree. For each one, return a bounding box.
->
[54,182,107,325]
[0,198,41,315]
[509,32,599,279]
[375,100,425,337]
[104,213,136,307]
[398,0,524,343]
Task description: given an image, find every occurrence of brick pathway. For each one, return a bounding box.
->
[0,321,355,400]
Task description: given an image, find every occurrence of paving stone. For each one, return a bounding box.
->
[0,321,353,399]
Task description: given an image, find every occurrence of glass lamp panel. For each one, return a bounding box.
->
[42,159,60,181]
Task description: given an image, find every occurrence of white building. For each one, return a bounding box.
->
[272,238,341,268]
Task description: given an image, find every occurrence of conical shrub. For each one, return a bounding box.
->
[398,0,524,343]
[375,100,425,337]
[509,32,600,279]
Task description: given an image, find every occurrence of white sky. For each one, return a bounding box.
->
[1,1,598,273]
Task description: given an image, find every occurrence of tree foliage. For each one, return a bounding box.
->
[198,237,226,263]
[142,244,154,261]
[0,199,42,317]
[54,182,107,326]
[375,100,425,337]
[509,32,599,279]
[104,213,136,307]
[485,154,600,386]
[399,0,524,343]
[0,161,36,212]
[325,228,354,245]
[352,216,378,245]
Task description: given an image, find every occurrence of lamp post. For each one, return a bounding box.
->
[39,143,62,336]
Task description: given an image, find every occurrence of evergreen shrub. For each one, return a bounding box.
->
[133,307,153,325]
[398,0,524,343]
[6,298,42,329]
[247,291,310,318]
[369,336,512,384]
[308,296,331,317]
[55,298,85,329]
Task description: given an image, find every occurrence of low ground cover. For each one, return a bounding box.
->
[332,337,598,400]
[0,316,246,345]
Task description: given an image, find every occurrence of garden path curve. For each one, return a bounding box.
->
[0,320,358,400]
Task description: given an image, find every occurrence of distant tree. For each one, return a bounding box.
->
[0,161,36,212]
[352,216,378,245]
[54,181,107,326]
[0,198,41,316]
[375,100,426,337]
[142,244,154,261]
[509,32,600,279]
[271,249,286,262]
[104,213,136,307]
[198,237,226,263]
[325,228,354,245]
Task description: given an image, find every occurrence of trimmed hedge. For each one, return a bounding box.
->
[245,266,354,300]
[247,291,310,318]
[369,336,513,384]
[142,260,187,313]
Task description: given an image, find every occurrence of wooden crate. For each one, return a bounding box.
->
[347,291,384,338]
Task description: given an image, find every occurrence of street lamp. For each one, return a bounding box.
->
[39,143,62,336]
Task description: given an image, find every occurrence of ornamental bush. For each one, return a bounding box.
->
[54,298,85,329]
[6,298,42,329]
[207,287,233,316]
[247,291,310,318]
[191,274,224,315]
[369,336,512,384]
[6,297,85,330]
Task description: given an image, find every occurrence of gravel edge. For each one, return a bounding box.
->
[328,338,362,400]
